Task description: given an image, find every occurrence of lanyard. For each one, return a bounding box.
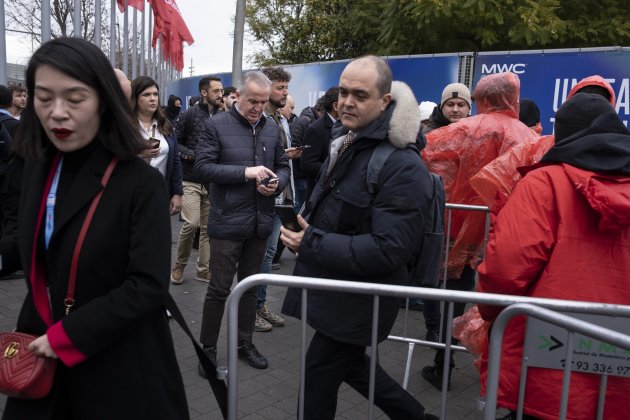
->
[44,157,63,249]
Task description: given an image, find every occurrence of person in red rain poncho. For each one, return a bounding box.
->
[420,72,538,389]
[477,92,630,420]
[470,75,617,213]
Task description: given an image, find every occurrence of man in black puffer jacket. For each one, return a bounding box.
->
[194,71,290,371]
[280,56,436,420]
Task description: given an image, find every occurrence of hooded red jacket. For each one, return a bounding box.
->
[477,163,630,419]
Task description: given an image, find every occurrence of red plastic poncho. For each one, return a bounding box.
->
[470,75,616,214]
[422,72,539,278]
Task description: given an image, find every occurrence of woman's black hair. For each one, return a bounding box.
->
[14,37,145,160]
[130,76,172,136]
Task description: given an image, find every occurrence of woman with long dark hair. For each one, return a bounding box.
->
[130,76,183,215]
[5,37,189,419]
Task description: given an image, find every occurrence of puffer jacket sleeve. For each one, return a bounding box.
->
[167,133,184,196]
[194,118,247,184]
[298,150,431,278]
[477,169,558,320]
[174,107,195,158]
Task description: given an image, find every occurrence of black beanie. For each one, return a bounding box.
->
[554,93,613,143]
[519,99,540,127]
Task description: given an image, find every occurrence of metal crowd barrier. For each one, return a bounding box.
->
[484,303,630,420]
[224,274,630,420]
[394,202,491,406]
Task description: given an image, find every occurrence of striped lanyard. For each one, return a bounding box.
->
[44,157,63,249]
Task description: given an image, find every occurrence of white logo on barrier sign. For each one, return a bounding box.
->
[524,313,630,378]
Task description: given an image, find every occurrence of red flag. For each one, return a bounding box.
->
[149,0,194,71]
[116,0,146,12]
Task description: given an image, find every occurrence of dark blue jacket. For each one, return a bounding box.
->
[282,82,433,346]
[194,106,290,240]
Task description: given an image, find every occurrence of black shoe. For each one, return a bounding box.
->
[425,329,440,343]
[421,365,451,391]
[425,414,439,420]
[238,341,268,369]
[198,345,217,378]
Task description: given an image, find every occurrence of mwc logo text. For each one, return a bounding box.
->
[481,63,526,75]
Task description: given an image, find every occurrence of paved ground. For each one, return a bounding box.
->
[0,216,503,419]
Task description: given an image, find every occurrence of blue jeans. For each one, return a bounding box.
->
[293,177,308,212]
[258,215,282,309]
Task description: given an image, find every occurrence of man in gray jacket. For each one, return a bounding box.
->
[194,71,290,371]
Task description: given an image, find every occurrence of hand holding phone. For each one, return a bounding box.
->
[276,205,300,232]
[261,176,279,186]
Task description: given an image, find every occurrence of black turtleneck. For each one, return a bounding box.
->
[55,140,99,220]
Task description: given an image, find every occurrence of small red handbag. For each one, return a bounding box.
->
[0,156,118,399]
[0,332,57,399]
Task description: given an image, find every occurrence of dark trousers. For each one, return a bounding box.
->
[199,236,268,346]
[304,332,426,420]
[423,265,476,366]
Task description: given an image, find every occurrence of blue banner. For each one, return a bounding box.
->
[474,49,630,134]
[165,55,461,115]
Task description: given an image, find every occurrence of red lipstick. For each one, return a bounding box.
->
[51,128,73,139]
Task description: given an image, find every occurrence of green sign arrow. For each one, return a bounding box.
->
[538,334,564,351]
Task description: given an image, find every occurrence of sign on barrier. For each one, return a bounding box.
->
[524,313,630,378]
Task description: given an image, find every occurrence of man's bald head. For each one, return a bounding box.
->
[347,56,392,96]
[114,68,132,100]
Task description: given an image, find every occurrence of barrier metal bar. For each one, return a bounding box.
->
[484,303,630,420]
[226,275,630,419]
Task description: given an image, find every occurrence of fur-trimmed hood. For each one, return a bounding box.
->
[327,81,422,174]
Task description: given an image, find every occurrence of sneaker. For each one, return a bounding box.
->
[238,341,268,369]
[198,345,217,378]
[254,314,273,332]
[421,365,451,391]
[195,270,210,283]
[271,262,281,270]
[170,263,185,284]
[257,304,285,327]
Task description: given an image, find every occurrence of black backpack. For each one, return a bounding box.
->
[366,142,445,288]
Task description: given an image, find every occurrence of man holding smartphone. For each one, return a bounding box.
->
[280,56,436,420]
[194,71,289,371]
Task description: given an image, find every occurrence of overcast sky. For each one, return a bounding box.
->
[6,0,256,76]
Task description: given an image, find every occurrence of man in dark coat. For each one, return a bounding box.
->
[280,56,436,420]
[170,76,223,285]
[194,70,290,371]
[301,86,339,198]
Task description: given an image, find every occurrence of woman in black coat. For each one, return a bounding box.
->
[3,38,189,419]
[131,76,183,215]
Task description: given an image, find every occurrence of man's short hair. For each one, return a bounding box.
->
[0,85,12,108]
[262,67,292,83]
[9,85,26,95]
[199,76,221,93]
[320,86,339,113]
[223,86,237,97]
[238,71,272,96]
[351,56,392,96]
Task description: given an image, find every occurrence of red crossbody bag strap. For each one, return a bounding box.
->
[64,157,118,315]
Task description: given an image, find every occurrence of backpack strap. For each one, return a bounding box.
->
[366,142,397,195]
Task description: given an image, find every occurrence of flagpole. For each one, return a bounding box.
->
[0,0,6,85]
[140,8,145,76]
[42,0,51,42]
[95,0,102,47]
[123,0,129,75]
[232,0,246,86]
[110,0,116,65]
[147,5,153,79]
[132,6,137,80]
[74,0,81,37]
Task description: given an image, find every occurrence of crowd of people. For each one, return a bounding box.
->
[0,35,629,420]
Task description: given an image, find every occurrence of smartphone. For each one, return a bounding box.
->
[148,138,160,149]
[297,145,312,151]
[261,176,279,186]
[276,205,300,232]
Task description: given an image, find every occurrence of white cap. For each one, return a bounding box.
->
[419,101,437,122]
